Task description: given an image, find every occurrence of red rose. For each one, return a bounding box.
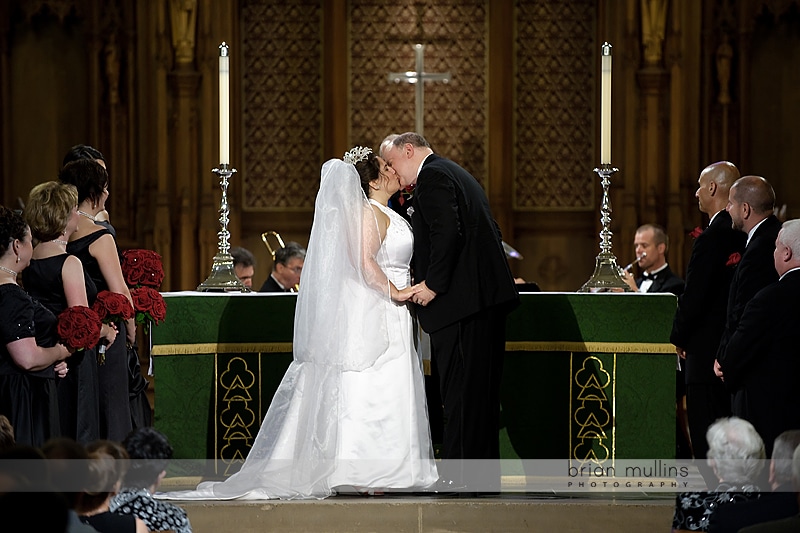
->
[726,252,742,267]
[121,249,164,288]
[689,226,703,239]
[57,306,102,351]
[92,290,134,323]
[131,286,167,325]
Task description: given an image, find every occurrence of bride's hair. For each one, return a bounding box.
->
[355,153,381,198]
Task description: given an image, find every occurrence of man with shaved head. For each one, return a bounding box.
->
[671,161,746,466]
[715,175,781,395]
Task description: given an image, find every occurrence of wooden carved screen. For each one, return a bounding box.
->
[514,0,596,211]
[350,0,487,185]
[240,0,322,211]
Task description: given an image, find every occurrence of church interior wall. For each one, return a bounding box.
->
[1,0,799,292]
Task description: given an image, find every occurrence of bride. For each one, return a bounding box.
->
[163,147,438,500]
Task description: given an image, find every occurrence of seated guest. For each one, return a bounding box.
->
[739,443,800,533]
[673,416,766,532]
[230,246,256,289]
[0,206,70,446]
[259,242,305,292]
[77,440,148,533]
[42,437,102,533]
[0,415,13,450]
[708,430,800,532]
[111,427,192,533]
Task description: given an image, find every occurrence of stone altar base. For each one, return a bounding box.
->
[175,494,673,533]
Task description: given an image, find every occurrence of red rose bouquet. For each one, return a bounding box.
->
[56,306,102,352]
[91,290,135,364]
[121,249,165,289]
[131,286,167,325]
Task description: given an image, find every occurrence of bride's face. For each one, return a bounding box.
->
[376,156,401,195]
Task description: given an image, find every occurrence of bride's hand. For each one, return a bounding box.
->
[391,284,421,302]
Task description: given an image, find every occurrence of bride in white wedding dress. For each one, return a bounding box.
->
[161,147,438,500]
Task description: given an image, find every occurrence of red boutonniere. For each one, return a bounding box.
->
[689,226,703,239]
[726,252,742,267]
[397,185,415,206]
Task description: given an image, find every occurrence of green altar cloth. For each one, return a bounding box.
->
[152,292,677,476]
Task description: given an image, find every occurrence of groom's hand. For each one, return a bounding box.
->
[413,281,437,307]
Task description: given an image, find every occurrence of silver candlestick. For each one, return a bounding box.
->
[578,165,632,292]
[197,164,249,292]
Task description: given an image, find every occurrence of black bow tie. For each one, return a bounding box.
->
[642,272,657,280]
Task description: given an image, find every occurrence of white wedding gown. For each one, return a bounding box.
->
[160,191,437,500]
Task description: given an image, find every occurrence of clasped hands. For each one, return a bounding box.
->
[392,281,437,306]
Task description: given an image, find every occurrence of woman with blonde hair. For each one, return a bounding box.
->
[22,181,117,443]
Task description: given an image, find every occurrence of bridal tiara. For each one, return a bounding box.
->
[343,146,372,165]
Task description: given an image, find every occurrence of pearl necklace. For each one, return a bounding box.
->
[77,210,97,221]
[53,239,69,246]
[0,265,18,278]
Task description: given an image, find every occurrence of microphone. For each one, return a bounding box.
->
[622,252,646,272]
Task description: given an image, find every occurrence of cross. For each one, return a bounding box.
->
[387,43,451,137]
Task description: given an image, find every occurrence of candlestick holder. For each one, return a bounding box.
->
[578,165,632,292]
[197,164,250,292]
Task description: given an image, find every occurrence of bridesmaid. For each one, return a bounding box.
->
[0,206,70,446]
[58,159,137,441]
[22,181,118,444]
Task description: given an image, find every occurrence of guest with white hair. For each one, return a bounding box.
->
[739,443,800,533]
[672,417,766,532]
[719,219,800,456]
[708,430,800,532]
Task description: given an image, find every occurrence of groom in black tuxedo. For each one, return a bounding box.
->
[671,161,745,464]
[381,133,518,491]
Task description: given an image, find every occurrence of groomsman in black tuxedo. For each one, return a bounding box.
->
[719,219,800,457]
[671,161,745,463]
[714,176,782,379]
[381,132,518,492]
[623,223,685,295]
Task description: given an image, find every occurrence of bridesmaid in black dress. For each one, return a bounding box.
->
[62,146,151,430]
[22,181,118,444]
[0,206,70,446]
[59,159,137,442]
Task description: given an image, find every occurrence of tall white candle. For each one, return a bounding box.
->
[219,42,230,165]
[600,43,612,165]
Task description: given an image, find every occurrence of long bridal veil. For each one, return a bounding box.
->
[162,158,408,500]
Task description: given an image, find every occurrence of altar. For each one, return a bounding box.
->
[152,292,677,477]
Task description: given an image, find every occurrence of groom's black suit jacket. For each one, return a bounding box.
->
[411,154,518,333]
[670,210,745,385]
[723,269,800,455]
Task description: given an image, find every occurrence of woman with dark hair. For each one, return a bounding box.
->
[162,147,437,500]
[62,144,114,236]
[58,159,139,442]
[0,206,70,446]
[22,181,118,444]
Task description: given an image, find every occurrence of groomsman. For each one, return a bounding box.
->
[671,161,745,462]
[715,176,781,377]
[720,219,800,457]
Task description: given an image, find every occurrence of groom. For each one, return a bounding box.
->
[381,133,518,492]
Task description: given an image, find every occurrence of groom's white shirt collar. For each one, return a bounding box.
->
[416,152,434,180]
